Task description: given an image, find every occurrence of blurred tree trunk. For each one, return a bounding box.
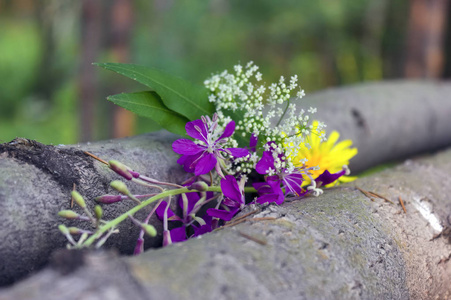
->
[405,0,449,78]
[109,0,136,138]
[79,0,103,142]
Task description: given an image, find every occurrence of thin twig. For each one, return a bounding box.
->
[221,218,247,228]
[230,209,260,223]
[84,151,109,165]
[367,191,394,204]
[356,186,375,202]
[238,231,267,246]
[398,196,407,213]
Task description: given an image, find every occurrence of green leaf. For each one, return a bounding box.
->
[95,63,214,121]
[108,91,189,137]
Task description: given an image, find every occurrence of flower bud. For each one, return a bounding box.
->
[94,205,103,220]
[95,194,123,204]
[67,227,92,235]
[188,181,209,191]
[71,191,86,208]
[110,180,130,195]
[129,170,140,178]
[142,224,157,237]
[58,210,80,219]
[58,224,70,235]
[109,160,133,180]
[133,237,144,255]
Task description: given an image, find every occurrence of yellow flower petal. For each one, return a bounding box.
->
[287,120,358,186]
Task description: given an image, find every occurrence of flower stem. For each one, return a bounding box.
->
[80,185,257,248]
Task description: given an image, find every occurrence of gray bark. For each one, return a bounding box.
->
[0,80,451,293]
[0,132,187,286]
[1,146,451,299]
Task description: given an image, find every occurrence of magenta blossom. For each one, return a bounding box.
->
[207,175,245,221]
[253,142,306,204]
[315,168,348,187]
[172,115,249,176]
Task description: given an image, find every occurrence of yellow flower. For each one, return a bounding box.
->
[289,121,358,186]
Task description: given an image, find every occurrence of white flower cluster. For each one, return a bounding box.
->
[204,61,327,174]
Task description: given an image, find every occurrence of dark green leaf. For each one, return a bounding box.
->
[95,63,214,121]
[108,91,189,137]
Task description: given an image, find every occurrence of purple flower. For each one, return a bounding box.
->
[155,185,217,245]
[172,116,249,176]
[207,175,245,221]
[249,133,258,152]
[253,142,306,204]
[163,227,187,246]
[315,168,347,187]
[253,175,285,205]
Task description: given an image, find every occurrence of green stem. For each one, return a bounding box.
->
[81,185,258,247]
[276,98,290,127]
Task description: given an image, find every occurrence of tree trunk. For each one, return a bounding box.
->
[2,139,451,299]
[1,81,451,296]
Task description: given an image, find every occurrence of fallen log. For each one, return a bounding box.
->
[1,146,451,299]
[0,80,451,288]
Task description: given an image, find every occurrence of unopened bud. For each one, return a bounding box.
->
[58,224,70,235]
[58,210,80,219]
[134,237,144,255]
[67,227,92,235]
[71,191,86,208]
[95,194,123,204]
[129,170,140,178]
[110,180,130,195]
[188,181,209,191]
[142,224,157,237]
[94,205,103,220]
[109,160,133,180]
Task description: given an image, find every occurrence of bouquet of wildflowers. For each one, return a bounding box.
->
[58,62,357,253]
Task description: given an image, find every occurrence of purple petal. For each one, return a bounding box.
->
[221,175,243,204]
[249,133,258,152]
[192,224,213,237]
[185,119,208,142]
[217,120,236,140]
[253,182,273,195]
[315,169,346,187]
[192,215,213,237]
[283,173,304,196]
[172,139,205,155]
[254,176,285,205]
[178,152,208,173]
[207,207,240,221]
[155,201,181,222]
[255,150,275,174]
[194,153,217,175]
[169,226,187,243]
[226,147,249,158]
[256,194,280,205]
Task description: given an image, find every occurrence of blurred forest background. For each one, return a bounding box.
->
[0,0,449,144]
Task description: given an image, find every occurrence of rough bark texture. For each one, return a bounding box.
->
[1,147,451,299]
[0,80,451,294]
[0,132,187,286]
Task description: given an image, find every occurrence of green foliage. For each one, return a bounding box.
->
[0,1,409,143]
[96,63,214,124]
[0,19,42,114]
[108,92,189,137]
